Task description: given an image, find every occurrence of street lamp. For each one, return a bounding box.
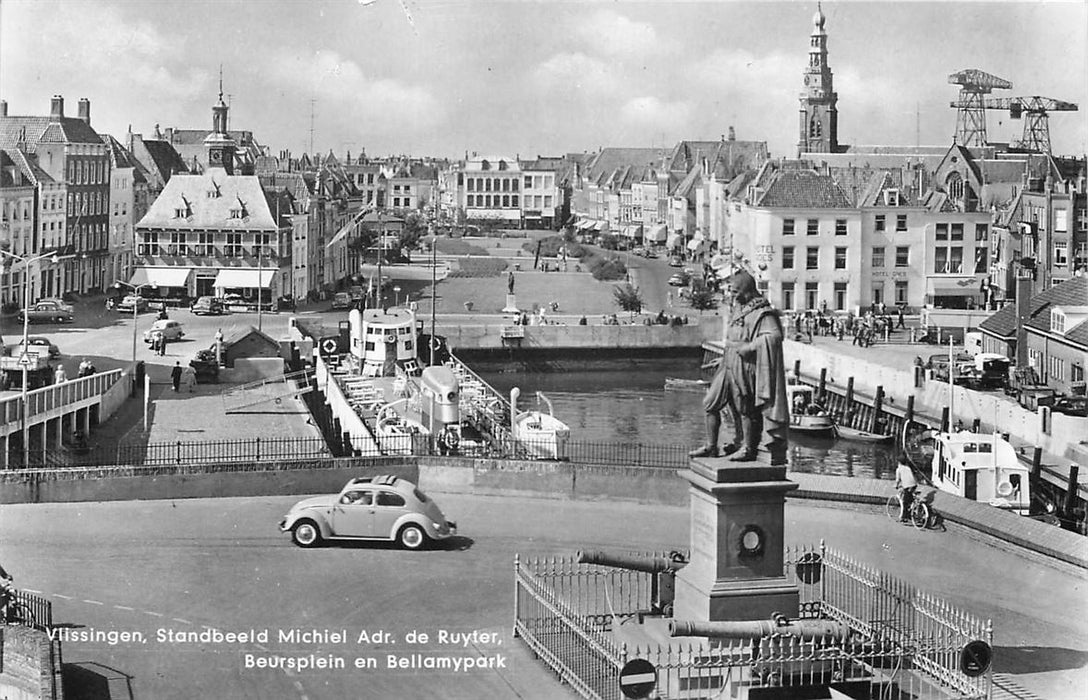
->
[114,280,158,386]
[393,285,401,308]
[0,249,61,467]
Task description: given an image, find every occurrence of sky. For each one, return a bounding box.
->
[1,0,1086,161]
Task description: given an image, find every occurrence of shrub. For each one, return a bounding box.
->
[521,236,586,259]
[448,258,509,277]
[590,256,627,281]
[688,288,719,312]
[436,239,491,256]
[613,283,643,316]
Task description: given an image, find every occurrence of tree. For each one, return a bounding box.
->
[687,288,719,314]
[613,282,643,318]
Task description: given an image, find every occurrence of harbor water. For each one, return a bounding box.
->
[479,359,899,481]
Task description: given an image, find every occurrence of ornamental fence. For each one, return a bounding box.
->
[514,542,992,700]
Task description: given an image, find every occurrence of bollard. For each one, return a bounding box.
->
[818,368,827,402]
[1030,447,1043,484]
[910,328,916,343]
[1063,464,1080,517]
[794,359,802,380]
[870,386,884,433]
[844,377,855,427]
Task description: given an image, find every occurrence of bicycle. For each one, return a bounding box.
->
[885,489,937,530]
[0,583,36,627]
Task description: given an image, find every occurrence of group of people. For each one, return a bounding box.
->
[170,361,198,393]
[785,306,907,347]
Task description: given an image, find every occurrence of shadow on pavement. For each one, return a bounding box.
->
[993,645,1088,674]
[62,661,134,700]
[324,535,474,552]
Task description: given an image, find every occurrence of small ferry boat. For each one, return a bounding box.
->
[929,430,1031,515]
[786,385,836,438]
[512,390,570,459]
[834,424,893,444]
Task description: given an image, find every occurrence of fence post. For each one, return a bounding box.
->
[512,553,521,638]
[844,377,855,427]
[176,440,182,464]
[818,368,827,402]
[255,437,261,461]
[870,386,884,433]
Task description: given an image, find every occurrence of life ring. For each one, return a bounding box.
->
[442,429,460,451]
[996,481,1015,498]
[321,338,339,355]
[384,334,397,344]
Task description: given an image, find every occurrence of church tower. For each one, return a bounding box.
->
[797,4,839,156]
[204,73,236,174]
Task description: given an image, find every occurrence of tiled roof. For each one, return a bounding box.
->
[141,139,189,184]
[0,115,103,148]
[1,147,55,186]
[136,173,279,230]
[674,166,701,198]
[977,159,1028,184]
[979,277,1088,342]
[101,134,138,169]
[585,148,669,182]
[754,168,853,208]
[1067,319,1088,347]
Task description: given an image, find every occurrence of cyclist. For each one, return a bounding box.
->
[0,563,13,620]
[895,456,919,523]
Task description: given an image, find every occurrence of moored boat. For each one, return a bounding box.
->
[786,384,836,438]
[512,390,570,459]
[834,424,893,443]
[928,430,1031,515]
[664,377,708,392]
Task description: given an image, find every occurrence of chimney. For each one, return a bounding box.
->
[1014,267,1034,367]
[77,98,90,124]
[0,100,7,117]
[50,95,64,121]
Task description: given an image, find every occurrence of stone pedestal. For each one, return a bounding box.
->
[502,294,519,314]
[673,455,799,622]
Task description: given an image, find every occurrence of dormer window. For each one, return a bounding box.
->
[481,160,491,171]
[230,208,243,219]
[498,160,507,171]
[1051,310,1066,334]
[884,189,900,206]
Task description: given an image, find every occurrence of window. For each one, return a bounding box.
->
[807,219,819,236]
[806,247,819,269]
[782,246,794,269]
[974,247,989,273]
[1051,310,1066,333]
[834,247,847,269]
[140,231,159,256]
[872,282,884,305]
[875,214,886,232]
[782,219,795,235]
[834,282,847,311]
[951,224,964,241]
[1055,209,1068,232]
[894,280,908,305]
[1072,363,1084,383]
[896,214,907,231]
[895,247,909,267]
[193,232,212,256]
[975,223,988,241]
[1049,356,1065,382]
[936,223,948,241]
[934,247,948,274]
[835,219,847,236]
[805,282,819,309]
[524,176,532,189]
[949,246,963,273]
[781,282,795,310]
[225,233,243,257]
[376,492,406,507]
[169,232,187,256]
[1055,241,1068,266]
[872,247,885,268]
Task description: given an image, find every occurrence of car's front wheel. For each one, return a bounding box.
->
[397,524,427,550]
[292,520,322,548]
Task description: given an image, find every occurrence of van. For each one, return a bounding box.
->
[332,292,352,310]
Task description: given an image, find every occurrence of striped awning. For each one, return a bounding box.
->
[129,267,193,288]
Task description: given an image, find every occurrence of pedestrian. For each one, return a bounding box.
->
[157,332,168,356]
[181,364,198,393]
[77,358,90,378]
[895,456,918,523]
[171,361,183,392]
[54,364,67,383]
[897,306,906,329]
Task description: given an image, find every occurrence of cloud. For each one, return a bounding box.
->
[620,96,693,131]
[270,50,443,130]
[574,9,662,58]
[0,0,209,104]
[532,52,621,97]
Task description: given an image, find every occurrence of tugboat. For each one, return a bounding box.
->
[511,389,570,459]
[929,430,1032,515]
[786,384,836,438]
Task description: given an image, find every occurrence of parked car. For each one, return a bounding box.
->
[13,336,61,359]
[1051,395,1088,418]
[668,273,690,287]
[279,474,456,550]
[36,297,74,313]
[143,319,185,343]
[190,296,224,316]
[18,301,74,324]
[116,295,149,313]
[668,256,684,268]
[332,292,352,310]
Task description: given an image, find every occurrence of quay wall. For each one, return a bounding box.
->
[780,339,1088,467]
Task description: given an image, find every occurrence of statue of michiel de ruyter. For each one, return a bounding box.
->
[689,265,790,465]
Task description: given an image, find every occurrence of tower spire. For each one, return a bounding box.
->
[797,3,839,156]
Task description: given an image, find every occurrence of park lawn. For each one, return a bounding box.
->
[421,270,624,316]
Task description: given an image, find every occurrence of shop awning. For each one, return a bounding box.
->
[623,225,644,239]
[686,236,705,252]
[213,268,275,289]
[645,224,668,243]
[575,220,595,230]
[129,267,193,288]
[928,277,981,295]
[666,232,682,249]
[594,221,609,232]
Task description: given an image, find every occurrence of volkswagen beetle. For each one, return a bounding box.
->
[279,475,456,550]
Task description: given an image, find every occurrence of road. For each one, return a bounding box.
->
[1,493,1084,699]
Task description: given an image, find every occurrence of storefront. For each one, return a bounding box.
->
[213,268,277,305]
[128,267,194,305]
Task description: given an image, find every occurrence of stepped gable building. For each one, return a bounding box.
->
[0,96,111,296]
[133,87,290,303]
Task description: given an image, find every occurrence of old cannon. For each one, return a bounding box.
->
[576,549,688,615]
[669,614,852,642]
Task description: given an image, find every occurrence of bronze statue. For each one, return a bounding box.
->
[689,269,790,465]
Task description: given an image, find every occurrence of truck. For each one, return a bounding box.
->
[1004,365,1056,409]
[0,353,55,389]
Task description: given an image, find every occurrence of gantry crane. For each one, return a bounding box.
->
[979,96,1079,154]
[949,69,1013,147]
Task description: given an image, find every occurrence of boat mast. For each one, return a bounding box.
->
[948,336,954,430]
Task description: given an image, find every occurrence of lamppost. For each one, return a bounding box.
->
[114,280,158,387]
[393,286,401,308]
[0,250,61,467]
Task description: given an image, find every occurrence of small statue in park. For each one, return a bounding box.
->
[508,271,515,295]
[689,267,790,465]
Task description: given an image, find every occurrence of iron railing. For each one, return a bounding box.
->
[515,543,993,700]
[6,436,332,469]
[4,589,54,631]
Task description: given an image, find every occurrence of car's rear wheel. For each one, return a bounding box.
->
[292,520,322,548]
[397,524,427,550]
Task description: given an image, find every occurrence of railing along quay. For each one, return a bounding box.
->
[515,543,993,700]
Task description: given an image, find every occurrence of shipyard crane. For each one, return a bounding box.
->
[979,96,1079,154]
[949,69,1013,147]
